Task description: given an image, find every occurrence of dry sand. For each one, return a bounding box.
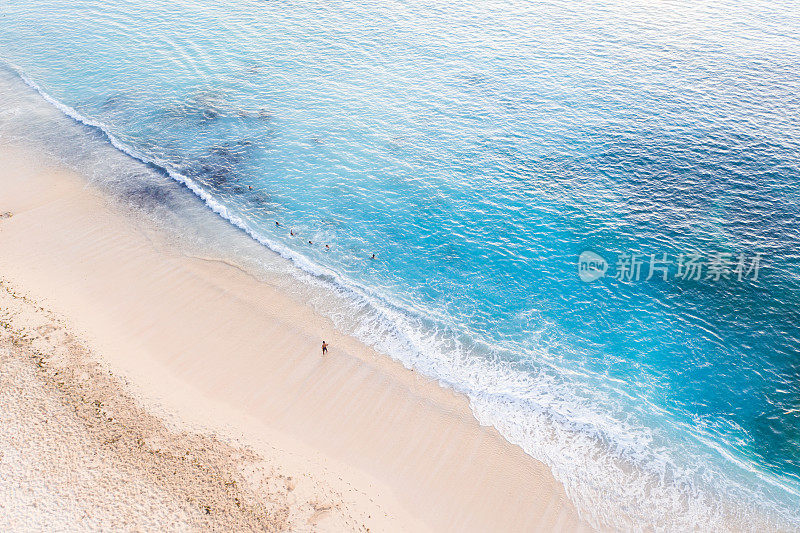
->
[0,142,592,532]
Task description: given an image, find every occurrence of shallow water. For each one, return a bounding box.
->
[1,0,800,529]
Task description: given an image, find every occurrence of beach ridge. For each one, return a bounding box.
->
[0,276,376,531]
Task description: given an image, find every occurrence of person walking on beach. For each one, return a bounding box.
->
[322,341,328,355]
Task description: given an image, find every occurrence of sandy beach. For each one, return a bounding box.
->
[0,142,591,531]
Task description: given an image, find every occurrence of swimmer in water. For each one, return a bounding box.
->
[371,253,376,260]
[275,221,280,227]
[290,230,294,236]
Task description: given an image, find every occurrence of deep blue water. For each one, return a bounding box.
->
[2,0,800,529]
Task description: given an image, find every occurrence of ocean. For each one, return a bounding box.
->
[1,0,799,529]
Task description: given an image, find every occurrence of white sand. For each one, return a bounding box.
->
[0,143,591,532]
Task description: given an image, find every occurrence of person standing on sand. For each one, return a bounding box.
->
[322,341,328,355]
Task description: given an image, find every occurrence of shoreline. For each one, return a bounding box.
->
[0,142,591,531]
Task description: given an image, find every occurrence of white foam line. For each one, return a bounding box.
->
[11,65,367,301]
[6,62,479,396]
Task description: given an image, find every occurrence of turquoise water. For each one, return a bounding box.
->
[2,0,800,529]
